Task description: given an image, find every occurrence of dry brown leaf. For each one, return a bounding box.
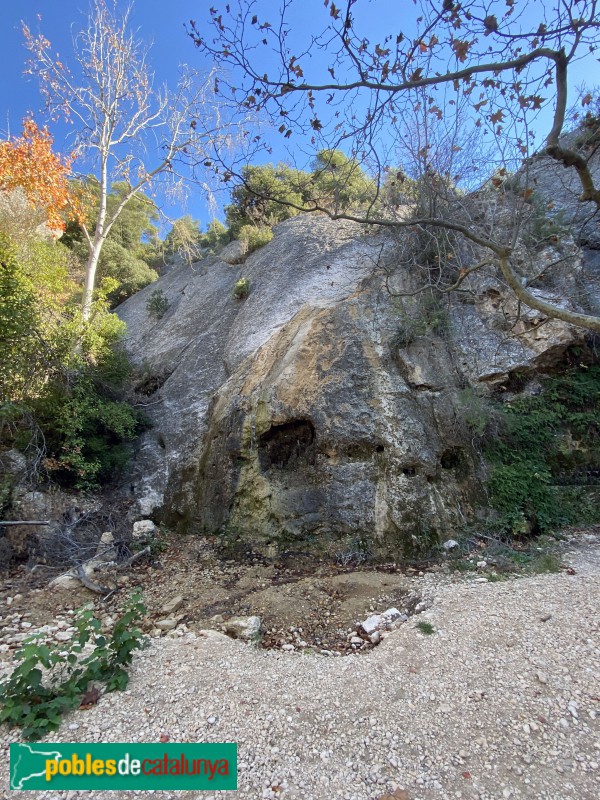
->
[79,685,100,709]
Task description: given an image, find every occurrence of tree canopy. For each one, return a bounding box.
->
[63,180,160,304]
[224,150,376,234]
[25,0,227,319]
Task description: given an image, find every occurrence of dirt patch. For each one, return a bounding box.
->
[5,529,596,661]
[0,535,420,658]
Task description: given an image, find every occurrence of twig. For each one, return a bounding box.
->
[76,565,110,595]
[116,546,151,570]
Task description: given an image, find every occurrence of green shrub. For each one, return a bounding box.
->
[30,373,144,489]
[199,219,230,253]
[0,233,145,489]
[0,593,146,741]
[484,365,600,535]
[391,292,450,348]
[146,288,169,319]
[233,278,250,299]
[458,388,502,440]
[237,225,274,254]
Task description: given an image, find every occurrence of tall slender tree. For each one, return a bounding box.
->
[24,0,222,319]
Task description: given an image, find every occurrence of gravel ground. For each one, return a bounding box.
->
[1,544,599,800]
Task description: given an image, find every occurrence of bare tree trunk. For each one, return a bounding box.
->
[82,241,102,321]
[81,155,109,321]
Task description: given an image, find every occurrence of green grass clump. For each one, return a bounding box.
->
[416,621,435,635]
[530,552,562,574]
[233,278,250,299]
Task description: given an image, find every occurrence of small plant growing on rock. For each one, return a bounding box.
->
[0,593,146,740]
[391,292,450,349]
[238,224,273,254]
[233,278,250,299]
[416,620,435,635]
[146,289,169,319]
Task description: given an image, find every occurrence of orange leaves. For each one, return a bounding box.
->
[0,118,83,231]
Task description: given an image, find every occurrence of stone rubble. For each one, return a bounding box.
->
[224,615,263,643]
[0,543,598,799]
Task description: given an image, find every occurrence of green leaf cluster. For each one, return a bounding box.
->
[485,365,600,534]
[0,593,146,741]
[233,277,250,299]
[146,288,169,319]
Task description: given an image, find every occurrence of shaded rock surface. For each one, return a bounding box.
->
[117,215,588,558]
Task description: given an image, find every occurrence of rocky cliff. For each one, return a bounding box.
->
[117,215,586,559]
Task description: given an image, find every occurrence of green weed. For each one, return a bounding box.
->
[0,593,146,740]
[416,621,435,635]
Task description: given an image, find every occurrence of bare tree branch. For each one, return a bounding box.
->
[191,0,600,333]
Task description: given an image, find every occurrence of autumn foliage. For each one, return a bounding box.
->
[0,118,82,231]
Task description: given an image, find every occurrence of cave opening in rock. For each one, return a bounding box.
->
[440,447,470,478]
[258,419,316,470]
[441,448,463,469]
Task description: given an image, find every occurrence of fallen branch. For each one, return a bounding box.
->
[76,565,110,595]
[0,520,51,526]
[116,546,151,570]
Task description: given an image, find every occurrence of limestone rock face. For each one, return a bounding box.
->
[117,216,585,558]
[521,133,600,248]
